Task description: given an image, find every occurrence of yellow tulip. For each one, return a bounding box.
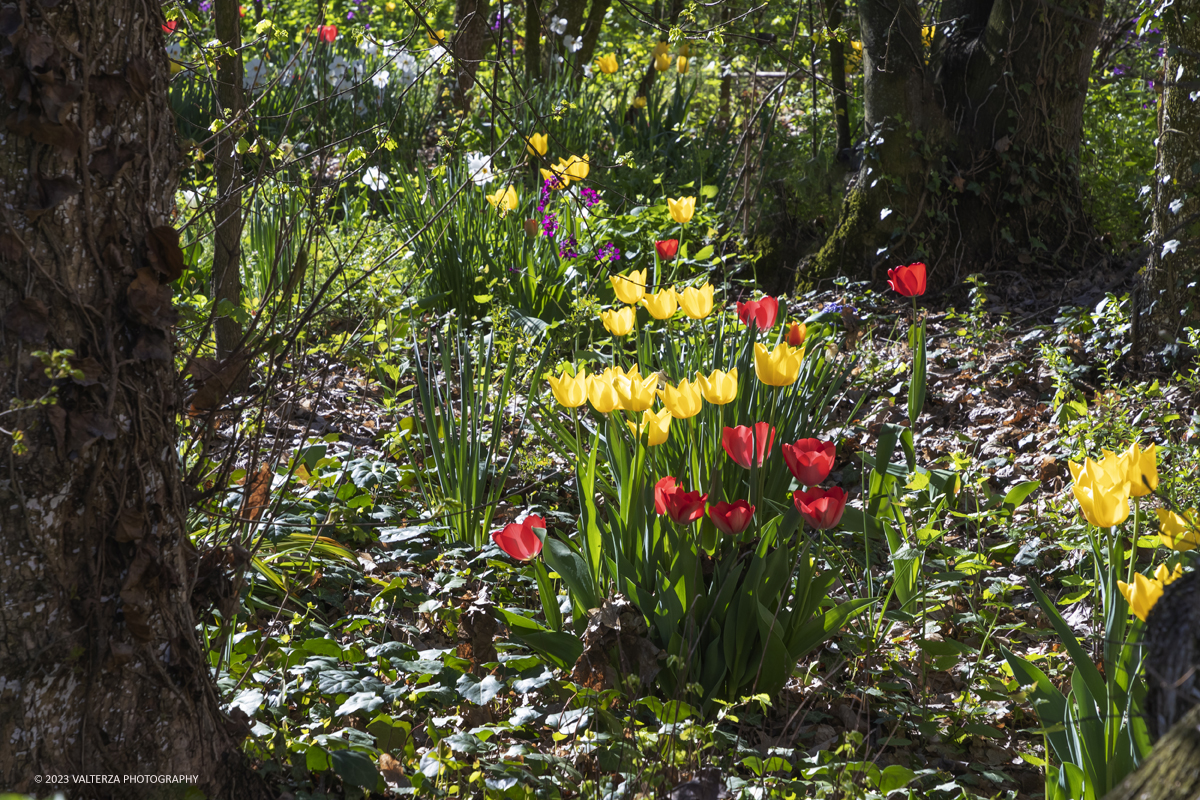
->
[667,196,696,224]
[654,51,671,71]
[547,369,587,408]
[661,378,703,419]
[427,29,446,46]
[587,374,620,413]
[696,368,738,405]
[633,96,647,109]
[1156,562,1185,585]
[678,42,690,58]
[1118,572,1164,622]
[922,25,934,48]
[652,41,669,57]
[563,154,589,182]
[754,342,803,387]
[677,56,689,74]
[614,370,658,412]
[526,133,548,157]
[610,270,646,305]
[540,167,568,189]
[385,1,396,10]
[627,408,671,446]
[600,307,635,337]
[1157,508,1200,551]
[1124,442,1158,497]
[596,53,618,74]
[485,185,519,212]
[642,288,677,320]
[677,284,714,319]
[1069,455,1131,528]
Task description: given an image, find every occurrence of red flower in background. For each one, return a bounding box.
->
[793,486,847,530]
[781,438,835,487]
[787,322,806,347]
[708,500,755,536]
[162,19,178,34]
[318,24,338,42]
[492,515,545,560]
[887,262,926,297]
[654,476,707,525]
[655,239,679,260]
[736,296,779,330]
[721,422,776,469]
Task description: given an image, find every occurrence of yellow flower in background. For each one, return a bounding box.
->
[1119,572,1164,622]
[385,1,396,9]
[654,51,671,71]
[1157,508,1200,551]
[539,167,568,188]
[526,132,548,157]
[922,25,935,48]
[596,53,618,74]
[1069,454,1131,528]
[1124,442,1158,497]
[600,306,636,337]
[642,288,677,320]
[627,407,671,446]
[697,368,738,405]
[678,42,690,58]
[677,56,689,74]
[652,41,669,57]
[677,283,714,319]
[610,269,647,305]
[547,369,587,408]
[667,196,696,224]
[563,154,590,181]
[754,342,803,387]
[614,370,658,412]
[1156,562,1185,585]
[587,374,620,413]
[427,29,446,46]
[661,378,703,419]
[485,184,519,212]
[633,96,648,109]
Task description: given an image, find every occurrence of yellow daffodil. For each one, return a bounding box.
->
[1119,572,1164,622]
[547,369,587,408]
[614,370,658,412]
[1069,454,1131,528]
[677,56,689,74]
[627,407,671,446]
[596,53,618,74]
[600,306,635,337]
[654,51,671,71]
[667,196,696,224]
[661,378,703,419]
[696,368,738,405]
[485,185,519,212]
[677,284,714,319]
[540,167,568,189]
[562,154,589,181]
[587,373,620,413]
[526,133,548,157]
[642,288,677,320]
[1157,508,1200,551]
[610,270,646,305]
[427,29,446,46]
[633,96,647,109]
[1156,562,1185,585]
[754,342,804,387]
[1124,442,1158,497]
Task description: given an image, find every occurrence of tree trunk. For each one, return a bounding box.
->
[1132,0,1200,361]
[525,0,542,80]
[213,0,245,371]
[0,2,266,796]
[824,0,852,157]
[805,0,1104,291]
[448,0,495,109]
[575,0,613,72]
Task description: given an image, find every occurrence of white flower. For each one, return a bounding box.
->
[1170,198,1184,214]
[583,63,593,77]
[363,167,389,191]
[1163,239,1181,256]
[396,51,419,84]
[880,207,892,220]
[352,58,366,77]
[243,57,269,92]
[372,69,390,89]
[166,41,183,60]
[465,152,495,185]
[429,44,448,62]
[360,38,379,56]
[564,34,582,53]
[180,189,202,210]
[355,98,369,116]
[550,16,568,34]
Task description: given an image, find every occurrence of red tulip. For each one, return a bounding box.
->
[491,514,545,560]
[887,262,926,297]
[793,486,847,530]
[708,500,755,536]
[239,5,247,16]
[655,239,679,260]
[781,438,835,487]
[654,476,707,525]
[736,296,779,330]
[787,322,806,347]
[318,24,338,42]
[721,422,776,469]
[162,19,178,34]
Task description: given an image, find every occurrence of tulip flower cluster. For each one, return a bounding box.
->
[1068,442,1157,528]
[655,476,756,535]
[1119,563,1183,621]
[540,154,590,189]
[606,269,715,321]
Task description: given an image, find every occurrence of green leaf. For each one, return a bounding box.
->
[456,673,505,704]
[306,746,331,772]
[533,559,563,633]
[700,184,719,198]
[330,749,380,790]
[1003,479,1040,508]
[543,536,599,611]
[366,714,410,752]
[693,244,714,260]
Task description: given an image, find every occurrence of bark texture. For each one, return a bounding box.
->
[806,0,1103,290]
[448,0,495,109]
[213,0,245,370]
[1132,0,1200,360]
[0,2,264,797]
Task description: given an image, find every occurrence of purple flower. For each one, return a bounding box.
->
[347,10,355,19]
[199,0,212,10]
[542,214,560,238]
[558,235,580,258]
[1111,64,1126,76]
[595,242,620,263]
[580,187,600,207]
